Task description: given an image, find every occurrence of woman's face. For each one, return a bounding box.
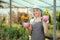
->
[33,8,42,17]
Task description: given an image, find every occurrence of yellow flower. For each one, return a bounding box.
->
[46,9,49,14]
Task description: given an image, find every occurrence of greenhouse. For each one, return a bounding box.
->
[0,0,60,40]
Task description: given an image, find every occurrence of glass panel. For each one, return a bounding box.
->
[56,0,60,40]
[0,9,10,40]
[0,0,10,40]
[56,10,60,40]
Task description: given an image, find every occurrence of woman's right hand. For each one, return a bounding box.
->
[29,27,32,31]
[28,24,32,35]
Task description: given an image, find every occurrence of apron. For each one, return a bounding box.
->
[31,19,45,40]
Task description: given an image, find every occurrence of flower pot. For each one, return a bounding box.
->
[42,15,49,21]
[23,22,29,28]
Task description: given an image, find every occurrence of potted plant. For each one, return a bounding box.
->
[42,10,49,22]
[21,14,30,28]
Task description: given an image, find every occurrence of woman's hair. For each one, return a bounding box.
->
[37,8,43,17]
[33,8,43,17]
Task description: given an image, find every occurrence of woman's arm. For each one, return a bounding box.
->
[26,24,32,35]
[43,20,49,35]
[27,19,34,35]
[28,24,32,33]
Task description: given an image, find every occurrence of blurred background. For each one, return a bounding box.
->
[0,0,60,40]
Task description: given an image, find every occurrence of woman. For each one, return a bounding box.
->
[28,8,49,40]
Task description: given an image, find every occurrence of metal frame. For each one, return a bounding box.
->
[53,0,56,40]
[10,0,12,40]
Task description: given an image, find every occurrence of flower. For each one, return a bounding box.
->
[21,15,25,20]
[45,9,49,15]
[43,10,49,21]
[24,16,29,20]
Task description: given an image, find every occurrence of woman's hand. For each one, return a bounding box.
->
[27,24,32,35]
[42,16,49,23]
[42,17,49,23]
[43,20,47,22]
[44,20,49,24]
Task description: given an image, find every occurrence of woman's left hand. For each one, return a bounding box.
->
[44,20,49,23]
[42,18,49,23]
[44,19,47,22]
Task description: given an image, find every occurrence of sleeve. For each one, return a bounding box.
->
[30,19,34,24]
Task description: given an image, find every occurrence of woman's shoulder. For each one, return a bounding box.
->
[30,18,34,24]
[30,18,34,21]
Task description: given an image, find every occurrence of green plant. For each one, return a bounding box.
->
[1,23,29,40]
[56,22,60,30]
